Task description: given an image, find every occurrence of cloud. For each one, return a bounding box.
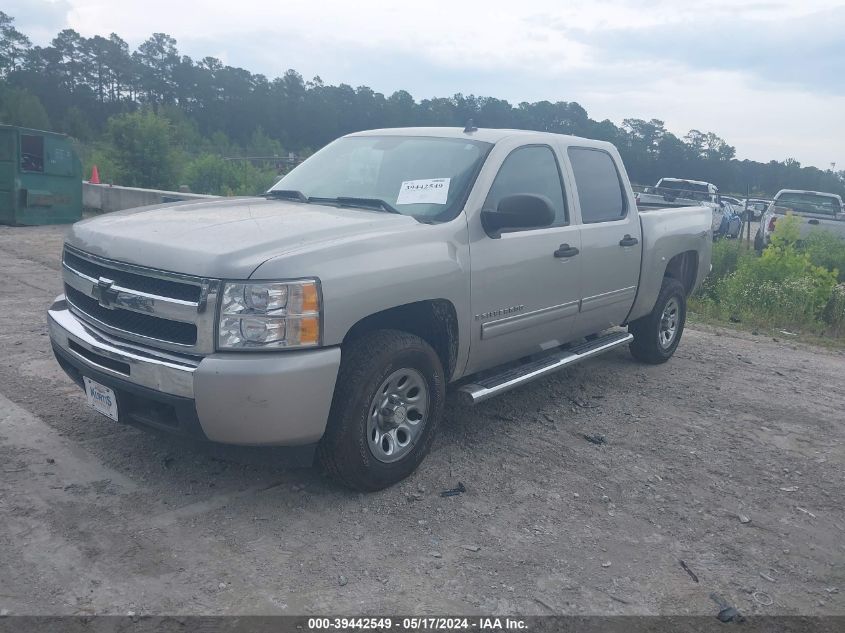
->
[578,69,845,167]
[562,5,845,95]
[3,0,72,44]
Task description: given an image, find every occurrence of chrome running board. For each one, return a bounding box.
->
[457,331,632,405]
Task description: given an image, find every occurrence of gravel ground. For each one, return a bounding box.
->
[0,224,843,616]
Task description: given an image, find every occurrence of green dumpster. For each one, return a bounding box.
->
[0,124,82,226]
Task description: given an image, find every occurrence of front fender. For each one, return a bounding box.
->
[249,218,473,380]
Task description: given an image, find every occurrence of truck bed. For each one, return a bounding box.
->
[627,204,712,323]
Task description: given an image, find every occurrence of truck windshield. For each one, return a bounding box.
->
[269,136,492,221]
[773,192,841,216]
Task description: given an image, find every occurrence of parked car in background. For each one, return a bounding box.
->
[721,195,743,207]
[718,202,743,239]
[742,198,770,220]
[755,189,844,251]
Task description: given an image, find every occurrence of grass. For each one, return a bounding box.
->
[691,217,845,342]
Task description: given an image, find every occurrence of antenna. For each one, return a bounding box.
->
[463,119,478,134]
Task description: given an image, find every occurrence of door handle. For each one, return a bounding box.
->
[619,234,639,247]
[808,219,820,225]
[554,244,579,258]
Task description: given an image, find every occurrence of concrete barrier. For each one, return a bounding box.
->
[83,182,219,213]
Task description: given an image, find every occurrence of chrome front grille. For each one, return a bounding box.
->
[62,245,220,355]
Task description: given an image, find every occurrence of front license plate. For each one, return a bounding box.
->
[83,377,119,422]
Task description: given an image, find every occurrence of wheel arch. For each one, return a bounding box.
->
[663,250,699,297]
[341,299,459,380]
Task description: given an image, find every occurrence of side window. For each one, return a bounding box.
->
[568,147,626,223]
[484,146,567,226]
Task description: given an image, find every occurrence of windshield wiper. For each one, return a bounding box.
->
[330,196,401,214]
[264,189,309,202]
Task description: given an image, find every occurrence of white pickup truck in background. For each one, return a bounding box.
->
[636,178,720,209]
[755,189,845,251]
[635,178,738,238]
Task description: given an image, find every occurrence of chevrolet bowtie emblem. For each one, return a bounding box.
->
[93,277,119,309]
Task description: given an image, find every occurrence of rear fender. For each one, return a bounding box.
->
[626,206,712,323]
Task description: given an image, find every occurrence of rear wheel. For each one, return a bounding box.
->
[629,277,687,364]
[318,329,445,491]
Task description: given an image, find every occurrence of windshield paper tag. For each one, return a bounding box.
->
[397,178,450,205]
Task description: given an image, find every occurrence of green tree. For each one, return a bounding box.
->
[134,33,179,105]
[0,85,50,129]
[51,29,86,93]
[60,105,94,140]
[183,153,278,195]
[247,126,283,157]
[0,11,30,75]
[182,153,241,194]
[104,109,178,188]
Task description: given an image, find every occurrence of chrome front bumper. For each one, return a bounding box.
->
[49,296,197,397]
[49,296,342,445]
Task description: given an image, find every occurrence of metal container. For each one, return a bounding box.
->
[0,124,82,225]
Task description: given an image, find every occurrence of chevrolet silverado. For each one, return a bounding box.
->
[49,127,712,490]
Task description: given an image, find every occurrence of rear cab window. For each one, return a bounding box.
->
[773,192,841,217]
[567,147,627,223]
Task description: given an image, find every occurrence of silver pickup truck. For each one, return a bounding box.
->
[48,127,712,490]
[755,188,845,251]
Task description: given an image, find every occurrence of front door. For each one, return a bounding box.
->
[466,144,582,374]
[566,146,642,337]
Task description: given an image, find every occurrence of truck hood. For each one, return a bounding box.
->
[66,197,421,278]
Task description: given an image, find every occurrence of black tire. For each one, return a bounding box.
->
[318,329,445,491]
[628,277,687,364]
[754,230,764,253]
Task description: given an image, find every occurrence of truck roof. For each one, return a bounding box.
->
[658,177,715,188]
[774,189,843,202]
[345,127,617,151]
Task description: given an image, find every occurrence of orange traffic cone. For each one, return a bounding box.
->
[90,165,100,184]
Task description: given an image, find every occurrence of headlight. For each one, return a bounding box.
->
[218,280,321,349]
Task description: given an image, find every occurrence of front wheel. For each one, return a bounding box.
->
[318,330,445,491]
[628,278,687,364]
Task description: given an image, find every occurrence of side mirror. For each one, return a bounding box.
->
[481,194,555,238]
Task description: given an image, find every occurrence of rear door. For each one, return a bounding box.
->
[566,146,642,337]
[466,142,582,374]
[0,128,15,224]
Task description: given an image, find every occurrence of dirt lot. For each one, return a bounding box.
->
[0,224,843,617]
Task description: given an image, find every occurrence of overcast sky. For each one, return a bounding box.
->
[10,0,845,169]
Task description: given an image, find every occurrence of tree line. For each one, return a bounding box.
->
[1,11,843,197]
